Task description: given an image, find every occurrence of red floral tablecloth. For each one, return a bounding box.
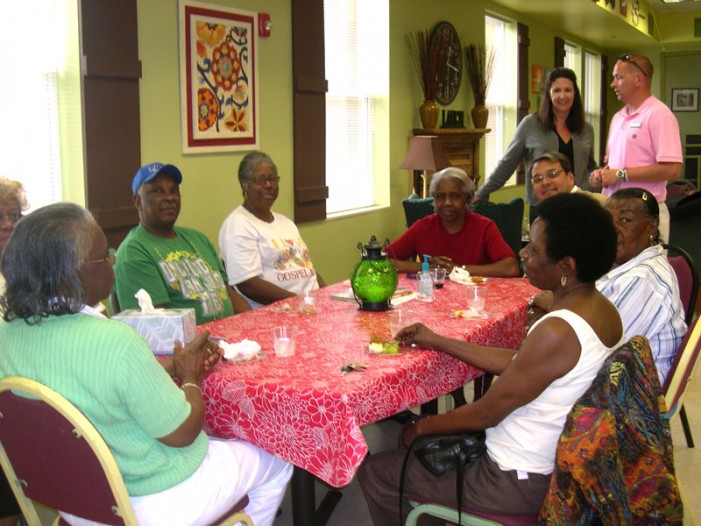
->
[199,277,539,487]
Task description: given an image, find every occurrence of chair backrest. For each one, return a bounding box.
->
[402,197,435,227]
[472,198,525,256]
[0,377,138,525]
[540,336,683,523]
[664,317,701,417]
[663,243,698,326]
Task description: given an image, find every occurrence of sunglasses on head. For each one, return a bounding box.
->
[618,54,649,77]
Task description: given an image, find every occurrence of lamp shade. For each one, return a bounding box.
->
[399,136,450,171]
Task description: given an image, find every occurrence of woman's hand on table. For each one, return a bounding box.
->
[173,329,212,384]
[530,291,553,312]
[395,323,439,349]
[203,339,223,371]
[527,292,552,330]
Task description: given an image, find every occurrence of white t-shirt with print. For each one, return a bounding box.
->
[219,205,319,309]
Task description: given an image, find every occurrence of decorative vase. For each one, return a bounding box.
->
[471,104,489,129]
[419,99,440,129]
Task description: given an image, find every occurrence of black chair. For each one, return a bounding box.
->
[402,197,435,227]
[669,191,701,277]
[662,243,698,447]
[472,198,525,257]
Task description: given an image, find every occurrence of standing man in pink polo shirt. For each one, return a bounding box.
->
[589,53,682,241]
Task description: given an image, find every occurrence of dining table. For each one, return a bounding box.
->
[199,275,539,526]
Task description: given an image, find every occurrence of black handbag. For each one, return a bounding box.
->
[399,431,487,526]
[412,431,487,476]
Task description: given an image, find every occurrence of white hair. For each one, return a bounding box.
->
[429,167,476,197]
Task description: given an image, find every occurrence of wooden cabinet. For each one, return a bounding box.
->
[410,128,490,196]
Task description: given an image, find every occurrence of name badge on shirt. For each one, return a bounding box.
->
[630,122,642,129]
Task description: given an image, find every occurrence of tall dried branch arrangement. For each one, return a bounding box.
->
[405,30,440,101]
[464,44,495,106]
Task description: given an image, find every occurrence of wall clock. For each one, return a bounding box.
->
[431,21,462,106]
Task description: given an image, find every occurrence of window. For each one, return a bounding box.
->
[563,42,582,82]
[0,0,63,210]
[484,15,517,186]
[584,51,602,163]
[324,0,389,217]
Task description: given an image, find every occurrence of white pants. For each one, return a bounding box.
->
[62,438,293,526]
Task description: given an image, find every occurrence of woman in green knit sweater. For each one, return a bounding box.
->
[0,203,291,526]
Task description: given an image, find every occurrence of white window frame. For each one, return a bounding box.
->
[563,41,582,83]
[484,14,517,187]
[584,50,602,163]
[324,0,389,218]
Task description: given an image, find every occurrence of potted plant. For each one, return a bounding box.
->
[405,30,441,129]
[464,43,495,129]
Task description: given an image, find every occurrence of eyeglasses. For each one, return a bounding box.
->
[618,54,649,77]
[0,212,22,224]
[86,248,117,266]
[248,175,280,186]
[531,169,564,185]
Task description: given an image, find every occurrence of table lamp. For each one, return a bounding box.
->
[399,136,450,198]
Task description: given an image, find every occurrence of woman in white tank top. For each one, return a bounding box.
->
[359,193,625,522]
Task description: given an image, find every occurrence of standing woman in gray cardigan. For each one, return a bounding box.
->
[476,67,597,217]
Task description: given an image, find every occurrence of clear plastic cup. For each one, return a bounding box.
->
[466,284,488,315]
[431,268,447,289]
[298,291,317,315]
[388,309,416,339]
[273,325,298,357]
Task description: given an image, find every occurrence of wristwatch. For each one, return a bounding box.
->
[616,169,628,182]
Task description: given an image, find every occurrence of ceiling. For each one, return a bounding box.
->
[489,0,701,50]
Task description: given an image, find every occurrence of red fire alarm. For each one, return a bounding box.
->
[259,13,272,37]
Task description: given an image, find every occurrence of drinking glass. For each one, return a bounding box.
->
[466,284,488,315]
[273,325,298,357]
[431,268,447,289]
[388,309,416,339]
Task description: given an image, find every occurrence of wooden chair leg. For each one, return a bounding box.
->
[680,405,695,448]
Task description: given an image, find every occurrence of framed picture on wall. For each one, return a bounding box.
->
[179,0,259,153]
[671,88,699,112]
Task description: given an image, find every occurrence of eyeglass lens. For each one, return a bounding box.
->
[0,212,22,224]
[531,169,563,184]
[251,176,280,185]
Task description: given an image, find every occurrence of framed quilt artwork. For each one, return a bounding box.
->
[179,0,258,153]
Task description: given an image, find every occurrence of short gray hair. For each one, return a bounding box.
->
[238,151,278,184]
[429,167,476,199]
[1,203,96,324]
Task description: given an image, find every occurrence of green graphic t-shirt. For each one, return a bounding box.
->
[115,225,234,324]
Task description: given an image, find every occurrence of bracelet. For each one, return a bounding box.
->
[180,382,202,394]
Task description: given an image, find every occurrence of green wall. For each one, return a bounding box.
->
[124,0,678,283]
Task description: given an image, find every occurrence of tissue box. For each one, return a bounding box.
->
[113,308,196,355]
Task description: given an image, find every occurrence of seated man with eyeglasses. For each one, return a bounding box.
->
[589,53,682,243]
[114,162,251,324]
[218,152,325,309]
[532,152,607,206]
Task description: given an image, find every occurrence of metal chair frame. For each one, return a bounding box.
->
[0,377,251,526]
[662,242,699,447]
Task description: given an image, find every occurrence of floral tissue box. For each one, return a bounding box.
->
[113,308,196,355]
